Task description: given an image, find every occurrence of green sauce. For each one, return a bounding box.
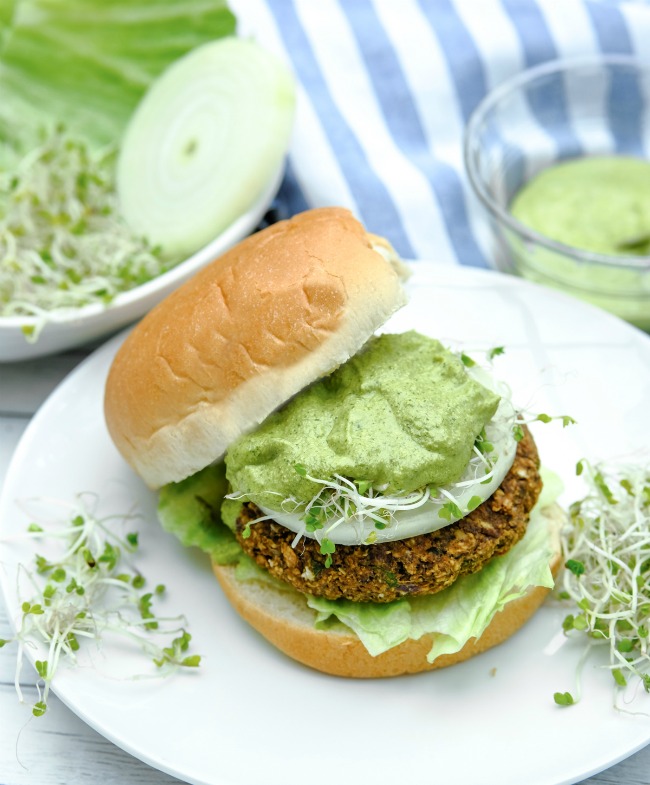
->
[508,156,650,331]
[225,331,500,509]
[511,156,650,256]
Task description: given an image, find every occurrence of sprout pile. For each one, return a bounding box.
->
[1,494,200,716]
[557,459,650,705]
[0,127,175,338]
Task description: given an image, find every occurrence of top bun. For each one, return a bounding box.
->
[104,208,409,489]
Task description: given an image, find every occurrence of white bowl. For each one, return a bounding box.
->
[0,167,284,363]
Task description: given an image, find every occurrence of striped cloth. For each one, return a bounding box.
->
[230,0,650,266]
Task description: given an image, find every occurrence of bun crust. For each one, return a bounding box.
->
[212,504,565,678]
[104,208,408,488]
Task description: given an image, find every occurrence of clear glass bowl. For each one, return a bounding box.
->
[464,55,650,332]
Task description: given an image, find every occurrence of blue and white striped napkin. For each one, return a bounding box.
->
[230,0,650,267]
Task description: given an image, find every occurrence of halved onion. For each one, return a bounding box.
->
[117,37,295,258]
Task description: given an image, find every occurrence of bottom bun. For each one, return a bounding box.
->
[212,503,565,678]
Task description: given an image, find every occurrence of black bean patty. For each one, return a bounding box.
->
[235,427,542,603]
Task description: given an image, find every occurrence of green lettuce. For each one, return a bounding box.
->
[157,463,241,565]
[0,0,236,161]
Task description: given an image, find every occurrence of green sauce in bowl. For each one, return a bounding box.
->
[511,156,650,256]
[507,156,650,331]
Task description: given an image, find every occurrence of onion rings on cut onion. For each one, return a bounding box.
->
[117,37,295,258]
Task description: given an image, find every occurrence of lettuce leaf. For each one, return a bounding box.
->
[0,0,236,160]
[306,504,556,658]
[157,462,241,565]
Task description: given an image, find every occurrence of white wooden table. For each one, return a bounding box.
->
[1,342,649,785]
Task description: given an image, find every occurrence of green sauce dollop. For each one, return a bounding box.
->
[226,331,500,509]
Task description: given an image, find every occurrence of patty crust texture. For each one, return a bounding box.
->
[235,427,542,603]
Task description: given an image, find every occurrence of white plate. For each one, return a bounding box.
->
[0,167,283,363]
[1,265,650,785]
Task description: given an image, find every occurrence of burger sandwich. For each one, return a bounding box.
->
[104,207,564,678]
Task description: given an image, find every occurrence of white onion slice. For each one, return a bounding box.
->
[117,37,295,258]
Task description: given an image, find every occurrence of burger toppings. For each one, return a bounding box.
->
[226,331,519,546]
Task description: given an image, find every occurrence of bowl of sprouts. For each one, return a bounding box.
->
[0,36,296,362]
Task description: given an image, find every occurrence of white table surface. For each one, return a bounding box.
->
[1,339,649,785]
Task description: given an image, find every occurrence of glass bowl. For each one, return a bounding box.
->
[464,55,650,332]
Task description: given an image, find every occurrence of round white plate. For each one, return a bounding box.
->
[0,167,283,363]
[1,265,649,785]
